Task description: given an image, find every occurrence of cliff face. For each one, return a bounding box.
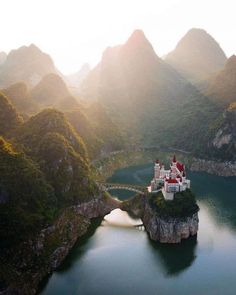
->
[76,197,119,218]
[122,195,199,244]
[190,158,236,176]
[142,201,199,243]
[1,196,119,295]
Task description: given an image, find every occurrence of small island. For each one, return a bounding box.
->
[144,155,199,243]
[122,155,199,243]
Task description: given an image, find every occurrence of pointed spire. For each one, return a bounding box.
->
[155,159,159,164]
[173,155,176,163]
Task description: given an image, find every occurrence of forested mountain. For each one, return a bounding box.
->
[1,74,123,159]
[0,108,99,246]
[30,73,76,109]
[81,29,219,153]
[2,82,38,115]
[15,108,87,159]
[206,55,236,106]
[0,136,55,247]
[0,92,23,137]
[165,28,227,83]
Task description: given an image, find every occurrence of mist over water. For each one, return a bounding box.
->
[41,164,236,295]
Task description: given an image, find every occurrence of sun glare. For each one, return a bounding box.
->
[1,0,236,73]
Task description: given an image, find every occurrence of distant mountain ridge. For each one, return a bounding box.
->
[66,63,91,95]
[165,28,227,83]
[2,82,38,115]
[30,73,72,107]
[0,44,59,88]
[0,51,7,65]
[81,29,219,153]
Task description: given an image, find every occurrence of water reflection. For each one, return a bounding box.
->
[149,235,197,276]
[103,209,142,227]
[189,171,236,231]
[38,217,104,293]
[41,164,236,295]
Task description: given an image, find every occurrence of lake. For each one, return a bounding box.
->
[41,163,236,295]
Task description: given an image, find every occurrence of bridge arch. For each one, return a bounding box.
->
[100,182,147,195]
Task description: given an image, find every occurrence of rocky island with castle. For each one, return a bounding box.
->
[123,155,199,243]
[138,155,199,243]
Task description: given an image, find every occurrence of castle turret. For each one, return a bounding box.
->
[154,159,160,179]
[173,154,177,164]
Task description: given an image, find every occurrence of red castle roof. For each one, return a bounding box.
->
[167,178,178,184]
[173,155,177,163]
[176,162,184,172]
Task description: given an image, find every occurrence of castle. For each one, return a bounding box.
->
[148,155,190,200]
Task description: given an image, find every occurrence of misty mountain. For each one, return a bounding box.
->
[0,92,23,137]
[2,82,38,115]
[0,44,59,88]
[206,55,236,106]
[0,51,7,65]
[66,63,91,94]
[81,29,219,152]
[165,28,227,83]
[30,73,78,110]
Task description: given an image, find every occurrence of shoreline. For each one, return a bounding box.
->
[0,195,119,295]
[92,149,236,180]
[2,150,234,294]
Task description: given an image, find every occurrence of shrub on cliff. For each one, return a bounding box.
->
[0,92,23,137]
[14,108,98,205]
[15,108,87,158]
[36,132,98,205]
[149,189,199,218]
[66,108,103,159]
[0,137,56,247]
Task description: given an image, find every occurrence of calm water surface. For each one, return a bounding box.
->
[41,164,236,295]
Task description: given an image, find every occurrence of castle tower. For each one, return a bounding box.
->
[172,154,177,164]
[154,159,161,179]
[170,155,177,178]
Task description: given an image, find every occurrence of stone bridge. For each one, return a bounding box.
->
[100,182,147,195]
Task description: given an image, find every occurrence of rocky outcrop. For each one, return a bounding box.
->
[142,200,199,243]
[190,158,236,176]
[122,194,199,244]
[0,195,119,295]
[76,197,120,218]
[212,127,232,149]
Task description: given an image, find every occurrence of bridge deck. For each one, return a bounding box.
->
[100,182,147,195]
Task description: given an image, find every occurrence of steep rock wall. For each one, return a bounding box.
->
[0,196,119,295]
[190,158,236,176]
[142,201,199,243]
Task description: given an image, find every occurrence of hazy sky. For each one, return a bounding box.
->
[1,0,236,74]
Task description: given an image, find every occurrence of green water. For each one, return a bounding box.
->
[41,163,236,295]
